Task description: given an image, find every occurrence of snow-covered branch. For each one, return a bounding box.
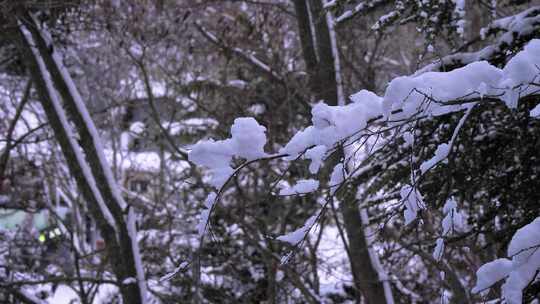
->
[188,36,540,303]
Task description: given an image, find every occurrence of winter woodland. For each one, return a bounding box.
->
[1,0,540,303]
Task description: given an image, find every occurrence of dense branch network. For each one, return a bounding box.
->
[187,34,540,302]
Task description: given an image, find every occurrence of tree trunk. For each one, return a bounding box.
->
[14,12,145,304]
[308,0,339,106]
[341,191,391,304]
[294,0,338,105]
[293,1,392,303]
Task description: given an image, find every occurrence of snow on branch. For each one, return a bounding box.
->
[280,90,383,161]
[276,207,325,265]
[278,40,540,171]
[279,179,319,196]
[188,38,540,302]
[419,103,474,174]
[22,15,148,302]
[418,6,540,73]
[188,117,278,252]
[159,261,190,282]
[387,39,540,116]
[472,218,540,303]
[400,185,425,225]
[276,213,318,246]
[432,198,463,262]
[196,192,217,238]
[190,38,540,236]
[37,16,129,212]
[18,21,119,235]
[334,0,386,24]
[189,117,268,189]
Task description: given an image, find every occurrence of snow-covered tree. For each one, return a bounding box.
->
[1,1,540,303]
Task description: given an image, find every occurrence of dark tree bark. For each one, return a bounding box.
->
[13,11,145,304]
[307,0,338,106]
[293,0,338,106]
[293,0,320,100]
[341,190,390,304]
[293,1,391,303]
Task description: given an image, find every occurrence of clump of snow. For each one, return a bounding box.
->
[422,7,540,74]
[420,143,450,173]
[477,82,488,98]
[189,117,267,188]
[189,139,235,188]
[530,104,540,118]
[386,39,540,117]
[122,277,137,285]
[420,103,475,175]
[276,214,318,245]
[48,284,79,304]
[508,218,540,261]
[196,192,217,236]
[499,39,540,108]
[432,198,463,262]
[329,163,345,194]
[443,198,457,214]
[403,131,414,146]
[248,103,266,115]
[400,185,426,225]
[279,179,319,196]
[371,11,398,30]
[228,79,248,89]
[129,122,145,135]
[304,145,327,174]
[280,127,317,161]
[473,217,540,302]
[280,91,382,159]
[230,117,267,160]
[384,61,501,118]
[441,198,463,236]
[433,237,445,261]
[472,258,513,293]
